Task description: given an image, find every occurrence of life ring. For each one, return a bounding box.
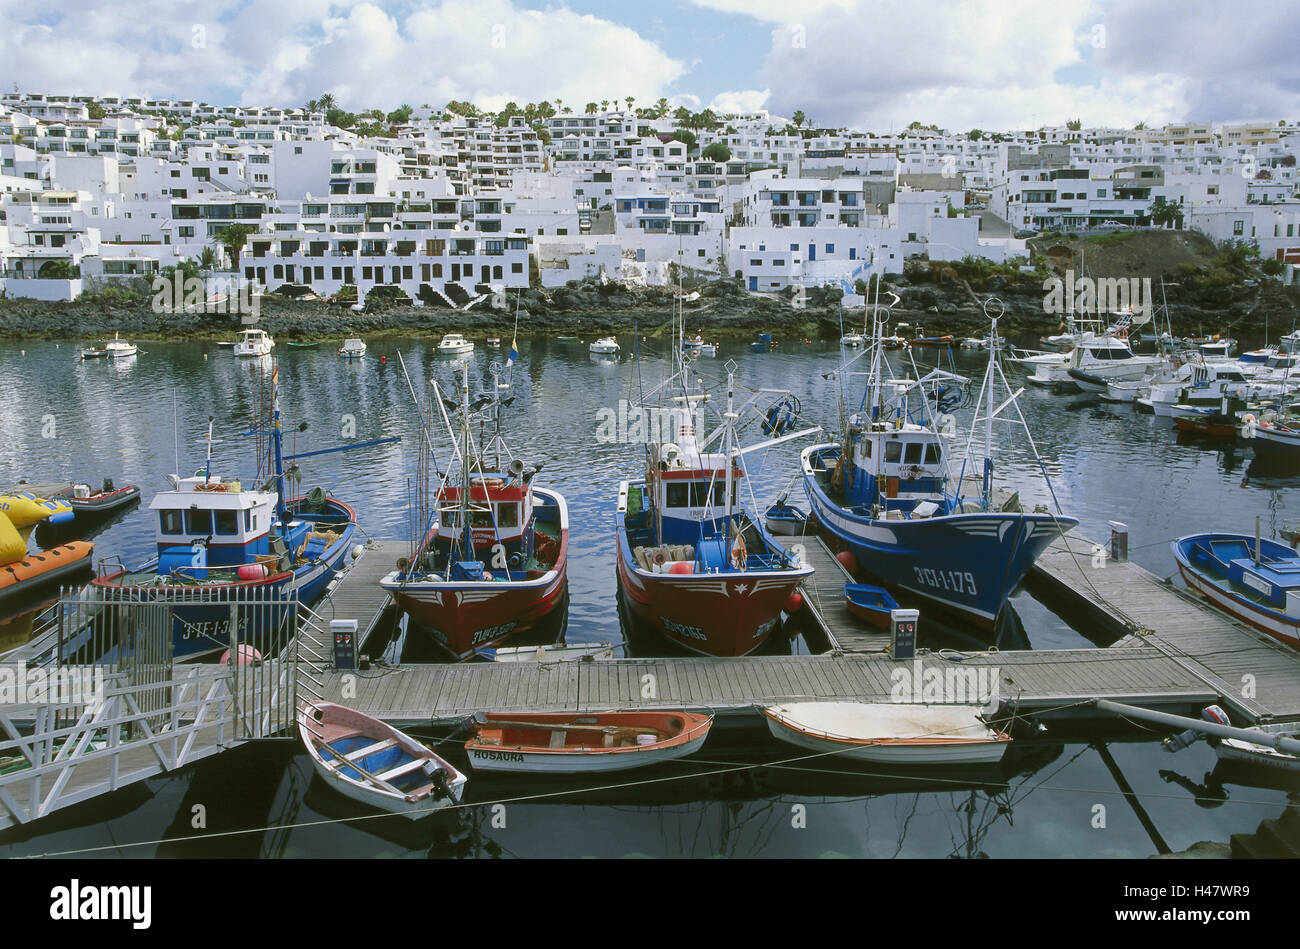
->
[730,534,748,570]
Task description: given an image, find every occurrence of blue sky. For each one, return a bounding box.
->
[0,1,1293,131]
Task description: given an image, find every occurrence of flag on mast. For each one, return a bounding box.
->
[507,336,519,367]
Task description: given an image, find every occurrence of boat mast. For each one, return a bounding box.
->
[459,362,473,562]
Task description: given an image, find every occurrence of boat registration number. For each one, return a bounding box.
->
[1241,572,1273,597]
[472,622,516,646]
[662,617,706,641]
[912,567,978,596]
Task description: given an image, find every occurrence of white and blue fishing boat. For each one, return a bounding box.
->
[801,298,1077,628]
[93,365,396,660]
[1173,532,1300,648]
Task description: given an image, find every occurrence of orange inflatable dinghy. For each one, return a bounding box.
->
[0,542,94,604]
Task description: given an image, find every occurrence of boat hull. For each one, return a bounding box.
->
[465,712,713,774]
[763,703,1009,764]
[803,446,1075,626]
[615,526,809,656]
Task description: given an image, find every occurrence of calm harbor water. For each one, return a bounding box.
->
[0,331,1296,858]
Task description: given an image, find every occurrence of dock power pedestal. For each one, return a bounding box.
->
[890,609,919,660]
[331,619,358,671]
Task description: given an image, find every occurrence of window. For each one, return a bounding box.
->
[185,509,212,534]
[497,503,519,528]
[214,510,238,535]
[160,510,184,534]
[885,441,902,463]
[904,442,923,464]
[1233,220,1244,236]
[924,443,941,465]
[666,483,689,507]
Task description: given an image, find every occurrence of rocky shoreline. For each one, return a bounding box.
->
[0,272,1296,344]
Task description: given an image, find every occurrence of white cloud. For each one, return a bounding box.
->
[0,0,687,112]
[708,89,770,115]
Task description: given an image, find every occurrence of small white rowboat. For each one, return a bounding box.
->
[299,701,467,819]
[763,701,1010,764]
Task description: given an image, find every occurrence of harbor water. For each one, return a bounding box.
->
[0,332,1295,858]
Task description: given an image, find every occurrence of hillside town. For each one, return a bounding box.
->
[1,92,1298,312]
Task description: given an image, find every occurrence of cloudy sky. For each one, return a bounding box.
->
[0,0,1293,130]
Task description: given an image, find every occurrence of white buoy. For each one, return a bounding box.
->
[351,544,365,560]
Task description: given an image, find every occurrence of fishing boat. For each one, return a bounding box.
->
[763,702,1011,764]
[461,710,713,774]
[233,328,274,357]
[436,333,474,356]
[1245,419,1300,459]
[843,583,900,628]
[763,497,808,536]
[802,298,1077,628]
[299,701,466,818]
[380,361,569,661]
[1172,532,1300,648]
[338,337,367,359]
[589,336,620,354]
[615,291,814,656]
[90,366,389,660]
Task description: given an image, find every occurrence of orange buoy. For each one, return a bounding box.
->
[785,591,804,613]
[668,560,694,574]
[836,550,858,574]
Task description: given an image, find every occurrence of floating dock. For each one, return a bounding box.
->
[778,535,889,653]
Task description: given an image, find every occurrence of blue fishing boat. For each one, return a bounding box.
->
[1172,532,1300,648]
[93,364,397,660]
[802,299,1077,628]
[844,583,899,628]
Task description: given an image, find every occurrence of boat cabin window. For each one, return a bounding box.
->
[496,503,519,528]
[904,442,923,465]
[885,441,902,463]
[160,510,184,534]
[245,510,252,530]
[861,439,871,459]
[214,510,238,535]
[469,509,495,528]
[925,443,941,465]
[666,483,689,507]
[185,510,212,534]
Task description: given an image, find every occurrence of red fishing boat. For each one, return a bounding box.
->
[381,361,568,660]
[614,306,817,657]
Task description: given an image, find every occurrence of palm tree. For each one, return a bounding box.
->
[625,96,635,112]
[655,97,669,118]
[600,99,609,112]
[197,245,218,273]
[792,109,805,129]
[318,92,336,112]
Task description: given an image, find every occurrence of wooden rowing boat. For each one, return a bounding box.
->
[299,701,466,818]
[844,582,900,629]
[763,701,1010,764]
[463,710,713,773]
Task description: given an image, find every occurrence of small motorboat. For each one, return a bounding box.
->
[589,336,620,354]
[105,332,137,358]
[233,328,274,357]
[437,333,474,356]
[462,710,713,774]
[286,340,320,349]
[844,583,900,629]
[299,701,466,819]
[68,479,140,517]
[682,335,704,351]
[763,702,1010,764]
[338,337,367,359]
[764,498,808,536]
[1216,721,1300,771]
[1172,532,1300,648]
[80,344,108,360]
[486,337,501,347]
[216,341,239,348]
[841,333,866,348]
[555,336,580,344]
[699,342,717,357]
